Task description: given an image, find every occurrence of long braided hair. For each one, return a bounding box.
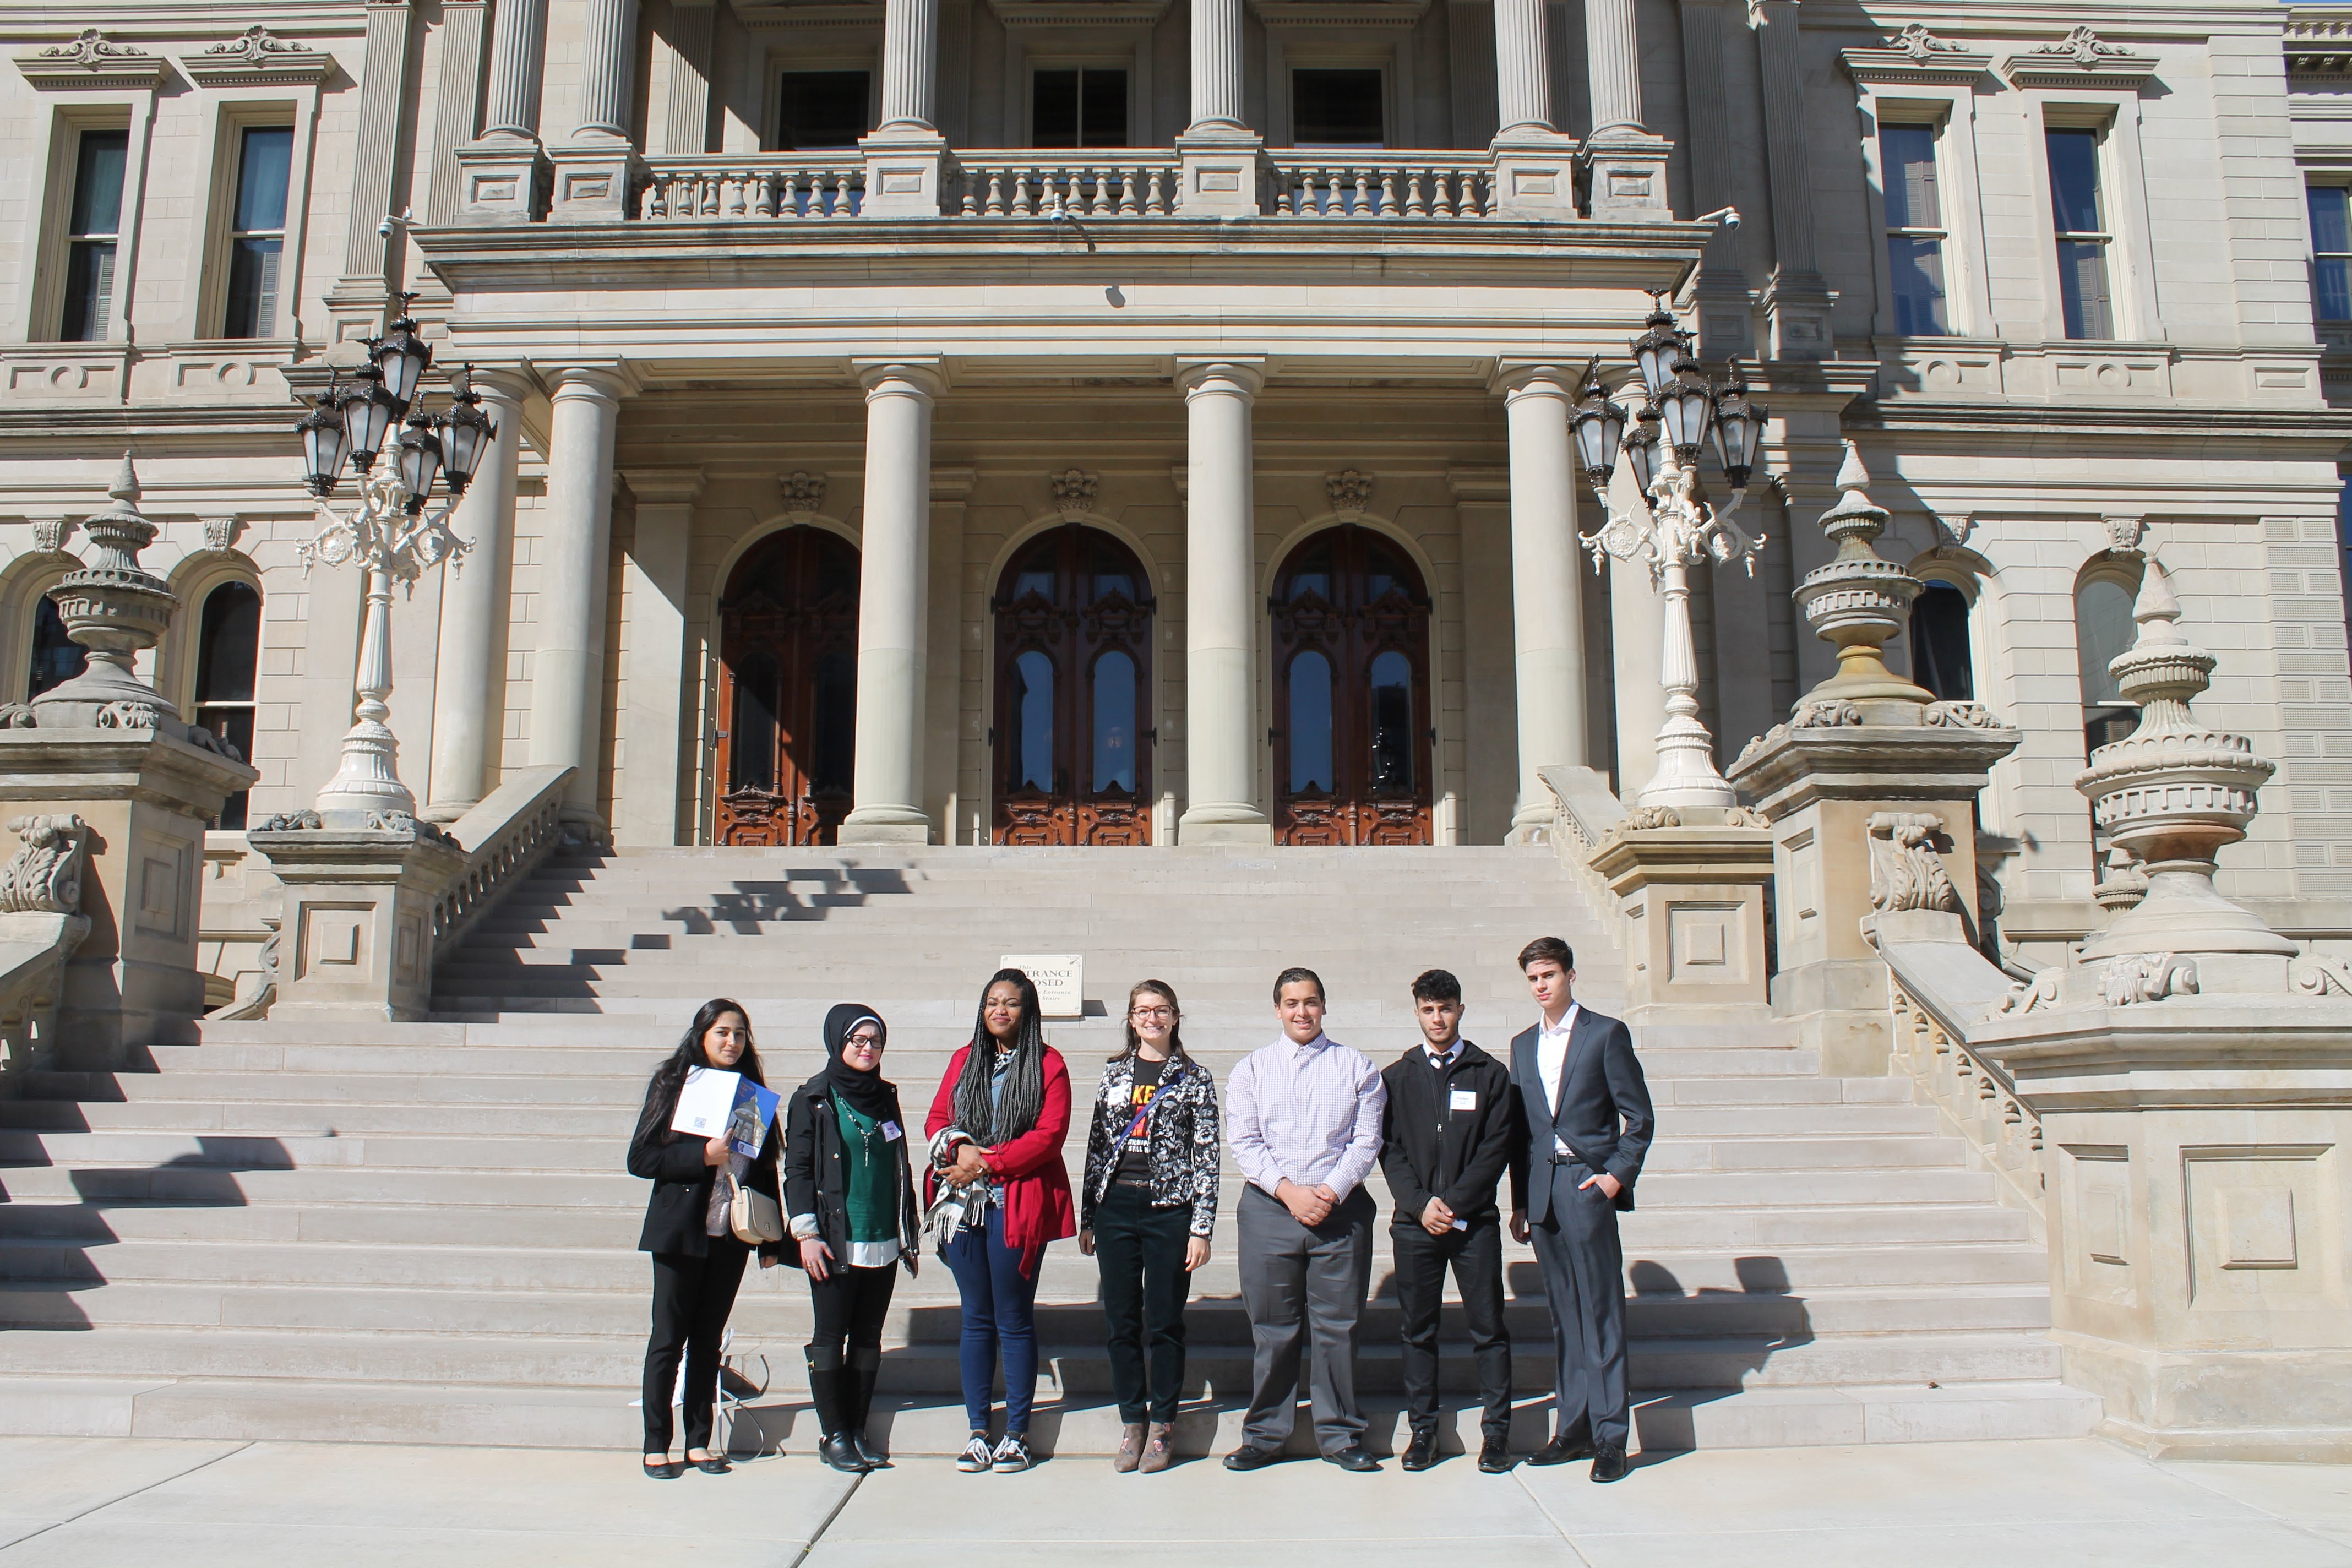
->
[952,968,1046,1144]
[633,997,766,1146]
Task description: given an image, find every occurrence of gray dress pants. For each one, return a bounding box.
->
[1530,1161,1630,1448]
[1235,1183,1375,1455]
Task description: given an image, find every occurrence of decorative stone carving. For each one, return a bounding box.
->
[1623,805,1681,831]
[1792,699,1864,728]
[1867,811,1961,914]
[1325,469,1374,517]
[1924,700,2003,730]
[34,455,184,731]
[1790,444,1934,718]
[1991,967,2062,1017]
[0,705,36,730]
[1723,805,1768,829]
[259,810,325,832]
[1890,23,1968,59]
[17,29,170,87]
[1932,512,1974,549]
[777,471,826,516]
[29,518,74,556]
[2093,843,2150,914]
[0,815,84,916]
[199,26,308,64]
[94,701,160,731]
[1049,468,1098,518]
[202,516,244,554]
[2104,516,2148,554]
[2289,955,2352,997]
[2099,951,2199,1006]
[1843,23,1993,85]
[2033,26,2142,67]
[2003,26,2158,88]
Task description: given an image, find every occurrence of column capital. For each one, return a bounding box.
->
[463,362,542,404]
[1175,358,1265,399]
[621,466,706,507]
[856,358,946,399]
[1491,360,1581,398]
[545,362,640,402]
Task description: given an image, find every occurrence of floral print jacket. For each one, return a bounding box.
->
[1079,1052,1221,1238]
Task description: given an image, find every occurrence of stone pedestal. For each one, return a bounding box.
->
[0,730,255,1061]
[548,139,643,221]
[858,130,949,217]
[452,139,552,224]
[248,823,467,1022]
[1174,131,1262,219]
[1581,133,1672,220]
[1490,130,1580,220]
[1587,807,1773,1022]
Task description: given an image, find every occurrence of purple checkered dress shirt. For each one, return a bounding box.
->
[1226,1033,1386,1201]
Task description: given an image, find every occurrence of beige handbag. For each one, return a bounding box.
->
[727,1170,783,1244]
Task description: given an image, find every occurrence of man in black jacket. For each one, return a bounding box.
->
[1379,968,1527,1474]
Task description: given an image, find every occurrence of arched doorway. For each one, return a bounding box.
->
[714,526,858,846]
[992,526,1153,845]
[1271,525,1434,845]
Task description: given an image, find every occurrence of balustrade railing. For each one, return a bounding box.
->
[433,765,574,951]
[1886,970,2047,1233]
[1266,155,1498,220]
[950,155,1182,218]
[641,157,865,221]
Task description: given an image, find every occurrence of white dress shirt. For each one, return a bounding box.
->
[1423,1039,1464,1070]
[1534,1003,1581,1156]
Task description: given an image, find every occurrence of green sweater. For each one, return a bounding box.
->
[832,1096,900,1260]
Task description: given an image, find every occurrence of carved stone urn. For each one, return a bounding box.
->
[30,453,181,729]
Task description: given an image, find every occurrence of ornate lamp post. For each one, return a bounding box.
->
[1575,292,1769,808]
[292,293,494,825]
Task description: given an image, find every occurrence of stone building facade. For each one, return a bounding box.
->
[2,0,2349,1001]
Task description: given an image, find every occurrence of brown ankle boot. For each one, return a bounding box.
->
[1139,1422,1174,1473]
[1113,1422,1145,1472]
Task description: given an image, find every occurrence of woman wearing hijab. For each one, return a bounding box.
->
[783,1004,921,1473]
[628,998,783,1479]
[925,968,1076,1473]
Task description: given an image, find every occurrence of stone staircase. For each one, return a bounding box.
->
[0,844,2098,1452]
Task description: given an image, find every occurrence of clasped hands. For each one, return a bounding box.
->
[1275,1178,1341,1227]
[938,1139,992,1189]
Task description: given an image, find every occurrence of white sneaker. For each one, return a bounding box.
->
[990,1432,1033,1472]
[956,1432,994,1472]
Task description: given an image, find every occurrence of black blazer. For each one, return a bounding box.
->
[1378,1040,1528,1227]
[1508,1006,1654,1219]
[780,1071,921,1275]
[627,1071,782,1258]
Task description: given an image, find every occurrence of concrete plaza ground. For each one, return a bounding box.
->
[0,1435,2346,1566]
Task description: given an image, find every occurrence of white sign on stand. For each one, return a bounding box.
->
[1001,954,1084,1019]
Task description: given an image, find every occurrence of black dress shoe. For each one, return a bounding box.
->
[1400,1430,1437,1471]
[818,1434,872,1473]
[1322,1446,1380,1472]
[1478,1438,1513,1473]
[641,1458,683,1480]
[1223,1445,1280,1472]
[1589,1445,1630,1483]
[1528,1431,1597,1466]
[689,1453,731,1475]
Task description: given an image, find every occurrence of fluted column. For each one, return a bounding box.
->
[840,363,943,845]
[482,0,547,139]
[1177,361,1272,845]
[658,0,715,155]
[327,0,418,332]
[424,0,490,228]
[531,365,630,830]
[1500,366,1589,840]
[878,0,939,130]
[1177,0,1259,215]
[1585,0,1645,136]
[1493,0,1553,135]
[1189,0,1245,130]
[574,0,640,138]
[614,467,704,848]
[425,368,533,821]
[1749,0,1832,356]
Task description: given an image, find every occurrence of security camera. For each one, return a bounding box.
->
[377,206,415,240]
[1696,205,1741,230]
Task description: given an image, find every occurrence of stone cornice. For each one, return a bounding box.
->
[1246,0,1431,28]
[1842,25,1994,88]
[181,26,334,87]
[1850,399,2352,444]
[2001,26,2160,91]
[13,29,173,90]
[986,0,1172,27]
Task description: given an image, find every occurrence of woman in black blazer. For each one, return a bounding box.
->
[783,1003,921,1472]
[628,997,782,1479]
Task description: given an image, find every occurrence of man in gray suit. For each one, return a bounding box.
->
[1506,935,1653,1483]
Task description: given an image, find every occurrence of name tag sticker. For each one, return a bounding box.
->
[1450,1217,1469,1231]
[881,1121,903,1142]
[1449,1090,1478,1112]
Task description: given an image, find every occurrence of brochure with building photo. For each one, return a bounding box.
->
[671,1068,781,1159]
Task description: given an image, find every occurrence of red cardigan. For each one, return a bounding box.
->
[925,1043,1078,1276]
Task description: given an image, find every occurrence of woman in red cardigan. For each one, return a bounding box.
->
[925,967,1076,1474]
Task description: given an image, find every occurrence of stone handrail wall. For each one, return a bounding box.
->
[1266,155,1498,219]
[640,156,865,220]
[1539,763,1630,909]
[0,814,91,1088]
[433,765,574,950]
[950,154,1182,217]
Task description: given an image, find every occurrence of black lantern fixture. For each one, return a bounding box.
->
[394,403,444,514]
[1708,358,1766,493]
[297,375,352,498]
[435,366,498,498]
[1623,404,1662,496]
[1630,292,1683,401]
[339,357,402,473]
[1658,353,1716,461]
[1570,358,1627,492]
[373,292,433,410]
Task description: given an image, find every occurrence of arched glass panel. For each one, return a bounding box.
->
[1092,650,1137,792]
[1908,581,1974,703]
[730,651,779,792]
[1368,649,1413,793]
[26,595,85,701]
[1284,543,1333,605]
[1362,537,1411,605]
[813,532,858,603]
[812,649,855,794]
[193,581,263,830]
[1012,537,1058,604]
[1090,540,1136,604]
[2076,577,2139,752]
[1288,649,1333,794]
[1013,649,1055,791]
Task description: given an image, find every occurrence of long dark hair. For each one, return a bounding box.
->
[634,997,765,1145]
[954,968,1046,1144]
[1112,978,1188,1068]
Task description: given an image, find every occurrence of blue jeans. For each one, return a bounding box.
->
[941,1207,1039,1433]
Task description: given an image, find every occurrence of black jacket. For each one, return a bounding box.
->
[1508,1006,1654,1218]
[1378,1039,1528,1228]
[628,1070,783,1258]
[781,1070,921,1275]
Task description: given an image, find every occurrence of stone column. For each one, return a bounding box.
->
[1678,0,1752,358]
[530,365,630,832]
[859,0,950,215]
[1492,0,1550,132]
[614,467,703,848]
[423,0,491,228]
[1177,0,1259,217]
[326,0,420,339]
[658,0,715,155]
[1177,361,1272,845]
[1499,366,1589,842]
[1488,0,1576,216]
[549,0,644,220]
[1749,0,1832,357]
[840,363,943,845]
[426,368,532,821]
[456,0,552,222]
[1580,0,1669,217]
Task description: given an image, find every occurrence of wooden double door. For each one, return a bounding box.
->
[714,526,858,846]
[993,526,1154,845]
[1271,526,1434,845]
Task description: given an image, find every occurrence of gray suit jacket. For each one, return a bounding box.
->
[1508,1007,1654,1221]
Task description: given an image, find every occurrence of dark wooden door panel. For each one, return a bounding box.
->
[715,527,858,847]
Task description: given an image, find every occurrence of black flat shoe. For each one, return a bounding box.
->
[1590,1445,1630,1483]
[1528,1431,1597,1466]
[1478,1439,1513,1473]
[641,1458,683,1480]
[1322,1446,1380,1472]
[689,1454,730,1474]
[818,1434,872,1473]
[1400,1431,1437,1472]
[1223,1445,1280,1472]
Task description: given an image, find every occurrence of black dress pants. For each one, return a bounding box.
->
[807,1260,898,1369]
[1094,1184,1193,1423]
[643,1235,750,1453]
[1391,1217,1512,1440]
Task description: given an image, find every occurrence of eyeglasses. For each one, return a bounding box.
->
[846,1032,883,1049]
[1129,1007,1175,1021]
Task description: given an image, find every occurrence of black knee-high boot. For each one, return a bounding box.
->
[806,1349,868,1473]
[847,1347,888,1467]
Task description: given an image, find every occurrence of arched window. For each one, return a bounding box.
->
[2076,574,2139,754]
[1287,649,1335,795]
[192,581,262,829]
[1909,580,1974,703]
[26,595,85,700]
[1011,649,1055,793]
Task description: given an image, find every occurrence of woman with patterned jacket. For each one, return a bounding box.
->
[1078,979,1221,1474]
